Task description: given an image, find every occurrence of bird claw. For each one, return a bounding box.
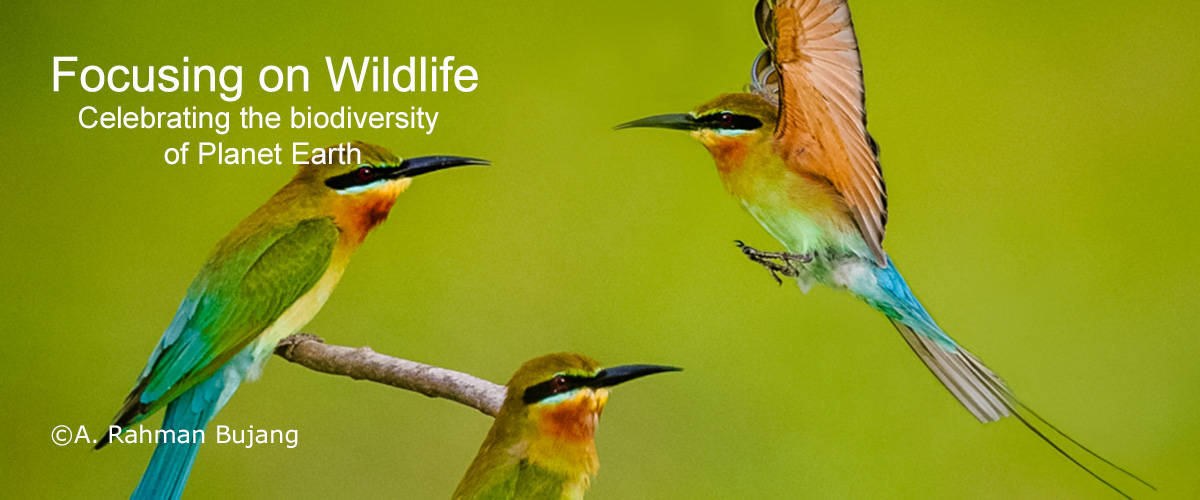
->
[274,332,325,356]
[734,240,812,285]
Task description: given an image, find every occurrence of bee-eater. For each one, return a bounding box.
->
[452,353,679,500]
[96,141,487,500]
[618,0,1149,496]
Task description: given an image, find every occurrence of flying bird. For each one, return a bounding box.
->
[618,0,1150,496]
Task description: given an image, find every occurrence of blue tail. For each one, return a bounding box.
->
[854,258,1153,497]
[131,369,237,500]
[859,260,1013,422]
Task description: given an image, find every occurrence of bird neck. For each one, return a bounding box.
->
[491,392,606,488]
[700,131,758,176]
[455,398,601,500]
[703,132,790,204]
[523,392,603,478]
[329,179,411,244]
[701,131,870,259]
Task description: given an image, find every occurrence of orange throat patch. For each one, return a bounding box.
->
[536,389,607,442]
[527,389,609,475]
[696,131,751,176]
[332,180,409,242]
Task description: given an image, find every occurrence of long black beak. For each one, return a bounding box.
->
[614,113,700,131]
[588,364,682,388]
[389,155,490,178]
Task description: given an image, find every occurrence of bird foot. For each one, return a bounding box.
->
[274,332,325,357]
[734,240,813,285]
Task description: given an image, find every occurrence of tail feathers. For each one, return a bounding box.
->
[891,320,1154,498]
[1004,397,1157,498]
[131,370,229,500]
[131,400,206,500]
[892,320,1010,423]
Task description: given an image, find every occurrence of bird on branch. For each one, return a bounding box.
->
[453,353,679,500]
[96,142,487,500]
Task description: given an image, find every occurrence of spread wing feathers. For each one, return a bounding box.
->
[754,0,888,266]
[109,217,339,429]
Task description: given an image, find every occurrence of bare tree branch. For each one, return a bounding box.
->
[274,333,506,416]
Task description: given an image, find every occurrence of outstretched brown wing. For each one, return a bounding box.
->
[755,0,888,266]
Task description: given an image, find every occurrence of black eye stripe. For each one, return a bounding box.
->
[698,112,763,131]
[522,375,589,405]
[325,165,385,190]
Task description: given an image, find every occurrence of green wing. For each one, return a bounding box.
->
[470,460,570,500]
[112,217,339,427]
[513,461,571,500]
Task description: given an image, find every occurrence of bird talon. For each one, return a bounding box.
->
[735,241,812,282]
[789,252,814,264]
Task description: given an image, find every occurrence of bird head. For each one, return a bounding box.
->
[506,353,679,439]
[295,141,488,197]
[492,354,679,470]
[289,141,487,240]
[456,356,678,497]
[616,93,777,160]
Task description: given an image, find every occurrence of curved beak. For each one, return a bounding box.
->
[588,364,682,388]
[614,113,700,131]
[389,155,490,178]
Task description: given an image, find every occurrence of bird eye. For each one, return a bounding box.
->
[719,112,735,127]
[355,166,373,182]
[551,376,569,393]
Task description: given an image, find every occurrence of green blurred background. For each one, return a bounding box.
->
[2,1,1197,498]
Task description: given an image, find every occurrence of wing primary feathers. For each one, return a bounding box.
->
[97,217,339,449]
[753,0,888,266]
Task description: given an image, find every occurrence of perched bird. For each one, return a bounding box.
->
[453,353,679,500]
[618,0,1149,496]
[97,142,487,500]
